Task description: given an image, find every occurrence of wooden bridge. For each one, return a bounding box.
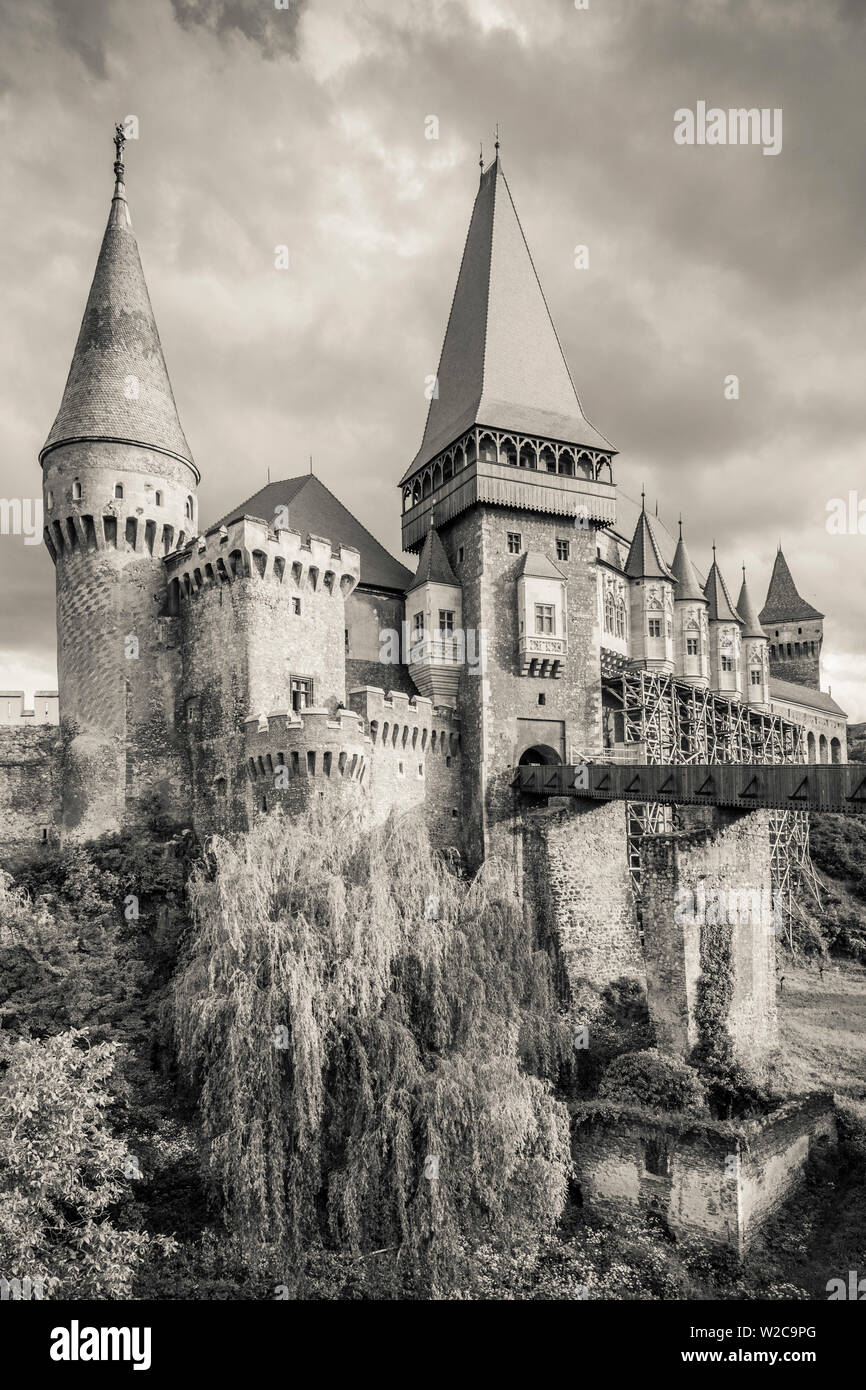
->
[515,762,866,815]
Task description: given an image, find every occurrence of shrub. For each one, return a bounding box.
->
[598,1048,708,1114]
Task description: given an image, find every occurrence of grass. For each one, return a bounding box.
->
[777,958,866,1108]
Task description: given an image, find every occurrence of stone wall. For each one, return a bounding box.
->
[521,799,644,1005]
[0,726,62,850]
[640,808,777,1067]
[573,1092,836,1252]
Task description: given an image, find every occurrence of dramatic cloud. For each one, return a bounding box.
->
[0,0,863,715]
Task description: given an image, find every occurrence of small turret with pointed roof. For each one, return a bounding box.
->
[624,494,675,673]
[760,545,824,691]
[670,519,709,686]
[738,566,770,710]
[703,546,743,698]
[404,525,463,707]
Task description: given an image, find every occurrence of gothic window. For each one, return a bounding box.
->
[507,532,522,554]
[558,451,574,477]
[648,619,661,638]
[518,442,536,470]
[501,438,517,467]
[290,676,314,712]
[721,655,734,672]
[535,603,554,635]
[479,433,497,462]
[540,446,556,473]
[616,598,626,638]
[686,637,699,656]
[750,669,762,686]
[185,495,193,519]
[604,591,615,634]
[556,538,570,561]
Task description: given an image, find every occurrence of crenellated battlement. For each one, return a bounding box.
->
[164,514,360,607]
[348,686,461,756]
[244,706,370,786]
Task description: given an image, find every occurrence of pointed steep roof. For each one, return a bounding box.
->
[403,155,613,482]
[736,571,767,639]
[670,524,706,601]
[41,141,195,473]
[759,548,824,624]
[212,473,413,593]
[406,527,459,593]
[624,503,674,580]
[703,553,742,624]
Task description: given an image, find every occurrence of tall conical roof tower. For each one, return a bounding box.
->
[736,570,766,638]
[624,498,674,581]
[759,547,823,624]
[41,127,199,842]
[703,549,742,625]
[669,522,705,600]
[670,521,709,687]
[400,148,616,552]
[41,126,195,473]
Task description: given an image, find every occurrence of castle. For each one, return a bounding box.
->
[0,128,845,859]
[0,128,855,1251]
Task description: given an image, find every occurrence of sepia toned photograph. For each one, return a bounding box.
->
[2,0,865,1366]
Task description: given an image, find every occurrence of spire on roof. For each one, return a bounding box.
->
[40,125,195,473]
[625,499,674,581]
[402,153,613,482]
[759,547,824,623]
[407,526,459,593]
[736,568,767,638]
[703,552,742,624]
[669,522,706,601]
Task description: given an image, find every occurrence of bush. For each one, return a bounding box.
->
[598,1049,708,1114]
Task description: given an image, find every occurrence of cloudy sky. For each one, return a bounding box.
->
[1,0,864,717]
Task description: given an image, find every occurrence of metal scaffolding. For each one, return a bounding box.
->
[601,670,820,939]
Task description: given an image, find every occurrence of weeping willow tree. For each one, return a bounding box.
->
[172,805,574,1296]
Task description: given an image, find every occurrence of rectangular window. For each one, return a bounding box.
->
[290,676,314,712]
[686,637,699,656]
[507,532,522,554]
[413,611,424,636]
[721,655,734,672]
[457,545,464,565]
[555,539,570,561]
[438,610,454,635]
[648,619,661,638]
[535,603,555,635]
[750,668,762,685]
[292,597,301,615]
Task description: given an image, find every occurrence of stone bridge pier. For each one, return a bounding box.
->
[520,798,778,1067]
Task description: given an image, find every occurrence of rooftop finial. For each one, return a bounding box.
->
[479,141,484,179]
[113,122,126,187]
[678,514,683,536]
[712,540,717,559]
[494,122,500,154]
[640,484,646,509]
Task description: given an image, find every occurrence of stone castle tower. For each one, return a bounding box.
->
[40,128,199,839]
[399,151,617,863]
[760,546,824,690]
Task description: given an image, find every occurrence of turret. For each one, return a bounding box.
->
[759,546,824,691]
[737,567,770,711]
[624,496,675,673]
[405,527,464,707]
[670,521,709,687]
[703,548,743,698]
[40,126,198,838]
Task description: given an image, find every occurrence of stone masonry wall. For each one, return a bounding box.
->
[0,726,62,850]
[641,808,777,1067]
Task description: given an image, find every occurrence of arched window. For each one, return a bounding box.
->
[604,591,615,634]
[616,597,627,638]
[830,736,842,765]
[442,456,454,482]
[155,490,163,507]
[72,480,82,500]
[422,471,433,499]
[576,451,593,478]
[46,489,53,509]
[185,495,194,520]
[806,731,816,764]
[500,438,517,467]
[518,442,536,470]
[403,487,412,513]
[114,483,124,499]
[540,446,556,473]
[454,446,464,471]
[479,433,497,462]
[558,451,575,477]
